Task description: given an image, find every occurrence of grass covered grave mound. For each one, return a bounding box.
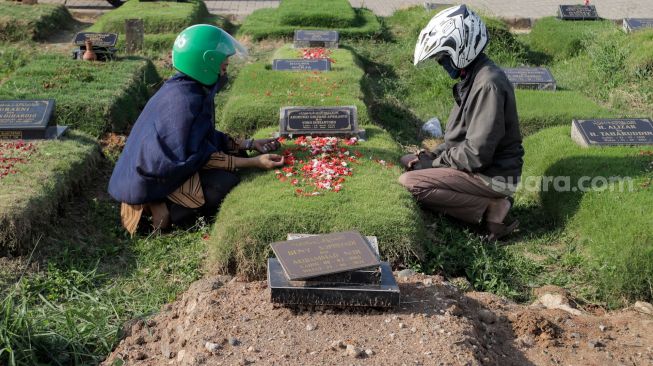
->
[239,7,382,41]
[518,126,653,307]
[219,45,368,136]
[0,132,101,254]
[0,55,160,137]
[89,0,209,34]
[277,0,357,28]
[209,126,426,279]
[0,3,75,42]
[528,17,616,61]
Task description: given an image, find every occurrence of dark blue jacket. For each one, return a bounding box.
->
[108,73,230,204]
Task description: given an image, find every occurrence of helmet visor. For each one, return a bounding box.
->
[222,31,248,60]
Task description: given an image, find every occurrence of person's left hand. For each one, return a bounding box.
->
[252,138,281,153]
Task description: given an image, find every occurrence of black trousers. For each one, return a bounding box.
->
[167,170,240,225]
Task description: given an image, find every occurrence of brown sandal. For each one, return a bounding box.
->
[486,219,519,241]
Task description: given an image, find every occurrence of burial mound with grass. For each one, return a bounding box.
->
[210,41,426,278]
[219,45,368,136]
[0,132,101,254]
[88,0,230,55]
[239,0,383,41]
[518,126,652,307]
[0,55,160,137]
[0,2,75,42]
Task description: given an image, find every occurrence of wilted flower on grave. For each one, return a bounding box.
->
[0,141,37,179]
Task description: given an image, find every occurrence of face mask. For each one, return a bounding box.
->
[438,56,461,79]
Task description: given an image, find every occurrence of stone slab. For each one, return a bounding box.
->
[502,67,556,91]
[272,59,331,71]
[268,258,400,307]
[0,100,68,140]
[571,118,653,147]
[293,30,339,49]
[270,231,381,281]
[558,5,599,20]
[286,233,380,285]
[623,18,653,33]
[279,106,362,138]
[72,32,118,47]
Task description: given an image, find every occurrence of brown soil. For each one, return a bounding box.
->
[103,273,653,366]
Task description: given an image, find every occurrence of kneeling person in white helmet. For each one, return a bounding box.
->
[399,5,524,240]
[108,25,284,235]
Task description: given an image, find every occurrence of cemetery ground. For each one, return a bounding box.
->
[0,1,652,365]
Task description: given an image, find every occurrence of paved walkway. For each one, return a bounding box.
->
[41,0,653,20]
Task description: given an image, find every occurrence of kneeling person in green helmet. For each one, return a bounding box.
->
[108,25,284,234]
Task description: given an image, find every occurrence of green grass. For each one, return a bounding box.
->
[218,45,369,136]
[277,0,357,28]
[88,0,209,34]
[0,132,101,254]
[0,44,32,79]
[517,126,652,307]
[209,126,426,279]
[528,17,616,61]
[239,8,383,41]
[0,3,75,42]
[0,177,208,365]
[515,90,614,136]
[0,55,161,137]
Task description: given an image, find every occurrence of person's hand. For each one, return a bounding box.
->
[252,138,281,153]
[255,154,284,169]
[400,154,419,170]
[220,59,229,76]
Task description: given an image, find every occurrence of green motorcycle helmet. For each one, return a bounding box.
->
[172,24,248,86]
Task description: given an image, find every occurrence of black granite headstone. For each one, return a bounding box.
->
[271,231,381,281]
[72,32,118,47]
[279,106,363,137]
[268,258,400,307]
[558,5,599,20]
[502,67,556,91]
[293,30,339,49]
[571,118,653,147]
[71,32,118,61]
[623,18,653,33]
[286,234,380,285]
[273,59,331,71]
[0,100,67,140]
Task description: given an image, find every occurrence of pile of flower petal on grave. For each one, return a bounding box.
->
[274,136,393,196]
[300,48,335,64]
[0,140,37,179]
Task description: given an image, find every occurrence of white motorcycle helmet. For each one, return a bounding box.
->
[413,5,488,69]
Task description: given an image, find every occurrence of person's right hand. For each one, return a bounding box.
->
[256,154,284,169]
[400,154,419,170]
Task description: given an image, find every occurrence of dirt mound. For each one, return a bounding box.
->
[104,274,653,366]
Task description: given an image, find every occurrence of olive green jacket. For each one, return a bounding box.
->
[432,54,524,183]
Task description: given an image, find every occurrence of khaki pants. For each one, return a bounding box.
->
[398,168,507,224]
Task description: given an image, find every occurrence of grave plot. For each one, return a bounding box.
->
[0,44,33,79]
[88,0,223,55]
[518,126,652,306]
[210,126,426,279]
[0,55,160,137]
[239,0,382,41]
[0,131,101,253]
[528,17,616,60]
[211,39,425,279]
[0,3,75,42]
[219,45,368,136]
[89,0,209,34]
